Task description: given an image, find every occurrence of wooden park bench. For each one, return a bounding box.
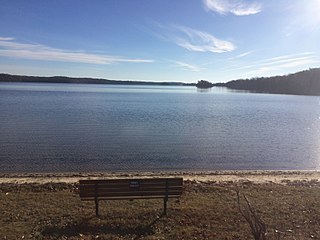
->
[79,178,183,216]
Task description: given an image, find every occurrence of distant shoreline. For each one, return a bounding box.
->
[0,73,195,87]
[1,67,320,96]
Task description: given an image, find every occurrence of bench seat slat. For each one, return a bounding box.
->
[80,190,182,198]
[79,189,182,196]
[79,185,182,192]
[80,195,182,201]
[80,190,182,197]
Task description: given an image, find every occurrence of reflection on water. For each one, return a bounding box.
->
[0,82,320,172]
[197,88,212,93]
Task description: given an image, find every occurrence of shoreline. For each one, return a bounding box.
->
[1,170,319,184]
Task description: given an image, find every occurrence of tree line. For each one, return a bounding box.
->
[220,68,320,96]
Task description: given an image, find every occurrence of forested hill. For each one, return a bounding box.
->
[223,68,320,96]
[0,73,189,86]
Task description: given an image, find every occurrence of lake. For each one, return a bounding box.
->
[0,82,319,173]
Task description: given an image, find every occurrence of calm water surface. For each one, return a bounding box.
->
[1,82,319,172]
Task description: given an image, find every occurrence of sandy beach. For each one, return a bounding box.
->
[1,170,320,185]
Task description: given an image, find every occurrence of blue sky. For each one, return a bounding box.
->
[0,0,320,83]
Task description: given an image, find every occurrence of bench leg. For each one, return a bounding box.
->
[95,198,99,217]
[163,197,168,216]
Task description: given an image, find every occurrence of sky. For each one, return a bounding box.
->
[0,0,320,83]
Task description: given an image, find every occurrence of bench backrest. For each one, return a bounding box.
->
[79,178,183,201]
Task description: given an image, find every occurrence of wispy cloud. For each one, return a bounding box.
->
[228,52,319,76]
[174,25,235,53]
[203,0,262,16]
[174,61,202,72]
[0,37,154,64]
[0,37,15,41]
[155,24,235,53]
[260,56,316,68]
[259,52,315,64]
[228,51,253,60]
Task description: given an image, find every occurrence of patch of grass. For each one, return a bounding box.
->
[1,181,320,239]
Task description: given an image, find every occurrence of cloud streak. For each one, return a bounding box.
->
[159,25,235,53]
[229,52,319,76]
[203,0,262,16]
[228,51,253,60]
[175,26,235,53]
[174,61,202,72]
[0,37,15,41]
[0,38,154,64]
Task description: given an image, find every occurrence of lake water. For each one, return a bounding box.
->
[1,82,320,173]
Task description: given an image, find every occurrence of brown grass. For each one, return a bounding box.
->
[1,180,320,239]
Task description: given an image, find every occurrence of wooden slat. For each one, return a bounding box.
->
[79,181,182,187]
[80,177,183,183]
[80,182,182,188]
[80,195,181,201]
[80,191,182,197]
[80,190,182,197]
[79,189,182,196]
[80,190,182,198]
[80,188,182,194]
[80,186,182,193]
[79,185,182,192]
[79,178,183,185]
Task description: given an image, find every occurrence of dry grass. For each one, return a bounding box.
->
[1,180,320,239]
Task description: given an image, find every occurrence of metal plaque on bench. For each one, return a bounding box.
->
[129,181,140,188]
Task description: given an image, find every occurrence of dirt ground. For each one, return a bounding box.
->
[1,171,320,239]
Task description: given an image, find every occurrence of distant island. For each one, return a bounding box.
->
[196,80,213,89]
[1,67,320,96]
